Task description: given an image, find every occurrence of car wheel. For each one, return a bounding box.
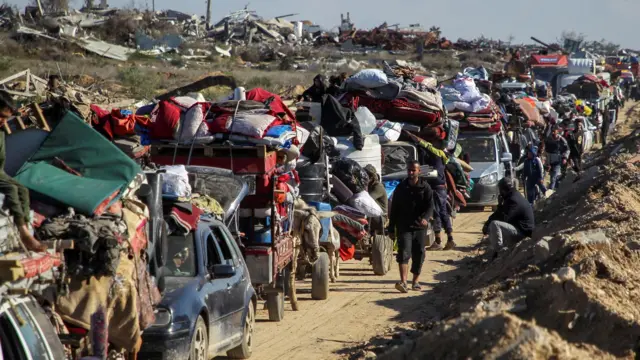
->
[190,316,208,360]
[227,302,255,359]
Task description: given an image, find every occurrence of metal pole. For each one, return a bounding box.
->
[205,0,212,30]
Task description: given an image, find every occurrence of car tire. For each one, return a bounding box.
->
[267,292,284,322]
[227,302,254,359]
[311,252,330,300]
[189,316,208,360]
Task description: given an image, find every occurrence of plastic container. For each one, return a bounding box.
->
[298,162,327,203]
[253,226,272,244]
[308,201,331,243]
[336,134,382,176]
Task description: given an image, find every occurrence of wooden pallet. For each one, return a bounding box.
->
[2,103,51,135]
[151,143,277,175]
[151,143,269,158]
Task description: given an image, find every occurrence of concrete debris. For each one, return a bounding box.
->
[573,229,611,247]
[0,3,517,64]
[70,36,135,61]
[533,239,551,263]
[555,267,577,282]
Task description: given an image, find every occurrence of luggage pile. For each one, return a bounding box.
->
[4,110,162,357]
[440,75,503,130]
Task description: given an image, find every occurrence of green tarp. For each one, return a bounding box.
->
[15,111,141,215]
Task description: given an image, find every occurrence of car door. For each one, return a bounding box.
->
[203,231,234,352]
[210,225,246,341]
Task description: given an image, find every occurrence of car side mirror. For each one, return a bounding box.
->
[212,264,236,278]
[500,152,512,163]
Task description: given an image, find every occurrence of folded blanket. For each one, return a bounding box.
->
[166,205,203,234]
[334,205,367,221]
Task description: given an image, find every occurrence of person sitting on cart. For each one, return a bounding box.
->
[388,160,434,293]
[364,165,388,235]
[0,91,47,252]
[297,74,327,103]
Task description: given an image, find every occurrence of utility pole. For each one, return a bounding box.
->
[152,0,155,11]
[205,0,212,30]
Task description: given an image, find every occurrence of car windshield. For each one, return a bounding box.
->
[166,233,197,277]
[457,137,497,162]
[532,68,558,83]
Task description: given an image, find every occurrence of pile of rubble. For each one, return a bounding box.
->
[368,119,640,359]
[0,3,526,65]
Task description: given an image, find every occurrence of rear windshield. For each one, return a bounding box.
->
[457,137,497,162]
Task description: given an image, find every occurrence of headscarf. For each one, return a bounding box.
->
[363,164,380,185]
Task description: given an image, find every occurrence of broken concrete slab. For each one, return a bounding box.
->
[573,229,610,247]
[70,36,135,61]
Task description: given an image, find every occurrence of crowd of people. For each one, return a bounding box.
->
[385,110,593,293]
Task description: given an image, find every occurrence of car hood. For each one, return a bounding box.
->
[160,277,202,308]
[469,162,498,179]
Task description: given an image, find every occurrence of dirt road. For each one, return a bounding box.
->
[247,211,489,360]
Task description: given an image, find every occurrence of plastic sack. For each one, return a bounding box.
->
[348,191,383,218]
[354,107,377,135]
[382,146,410,175]
[331,158,370,194]
[176,103,210,143]
[348,69,388,89]
[373,120,402,143]
[161,165,192,198]
[228,110,276,138]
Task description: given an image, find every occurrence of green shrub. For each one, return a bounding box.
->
[118,67,160,99]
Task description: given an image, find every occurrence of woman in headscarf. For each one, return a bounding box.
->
[299,74,327,102]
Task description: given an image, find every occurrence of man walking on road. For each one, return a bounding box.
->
[567,119,585,175]
[388,160,434,293]
[544,126,570,191]
[482,178,535,259]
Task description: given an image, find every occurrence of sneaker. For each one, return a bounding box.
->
[443,241,457,250]
[395,282,409,293]
[427,242,443,251]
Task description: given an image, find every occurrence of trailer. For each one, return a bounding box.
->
[151,143,296,322]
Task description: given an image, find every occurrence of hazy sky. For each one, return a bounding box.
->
[7,0,639,47]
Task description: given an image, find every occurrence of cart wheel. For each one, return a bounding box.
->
[372,235,391,276]
[311,252,330,300]
[267,292,285,322]
[385,237,394,272]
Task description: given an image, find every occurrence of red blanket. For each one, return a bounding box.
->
[91,105,150,140]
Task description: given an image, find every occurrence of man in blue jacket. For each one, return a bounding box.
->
[516,146,546,206]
